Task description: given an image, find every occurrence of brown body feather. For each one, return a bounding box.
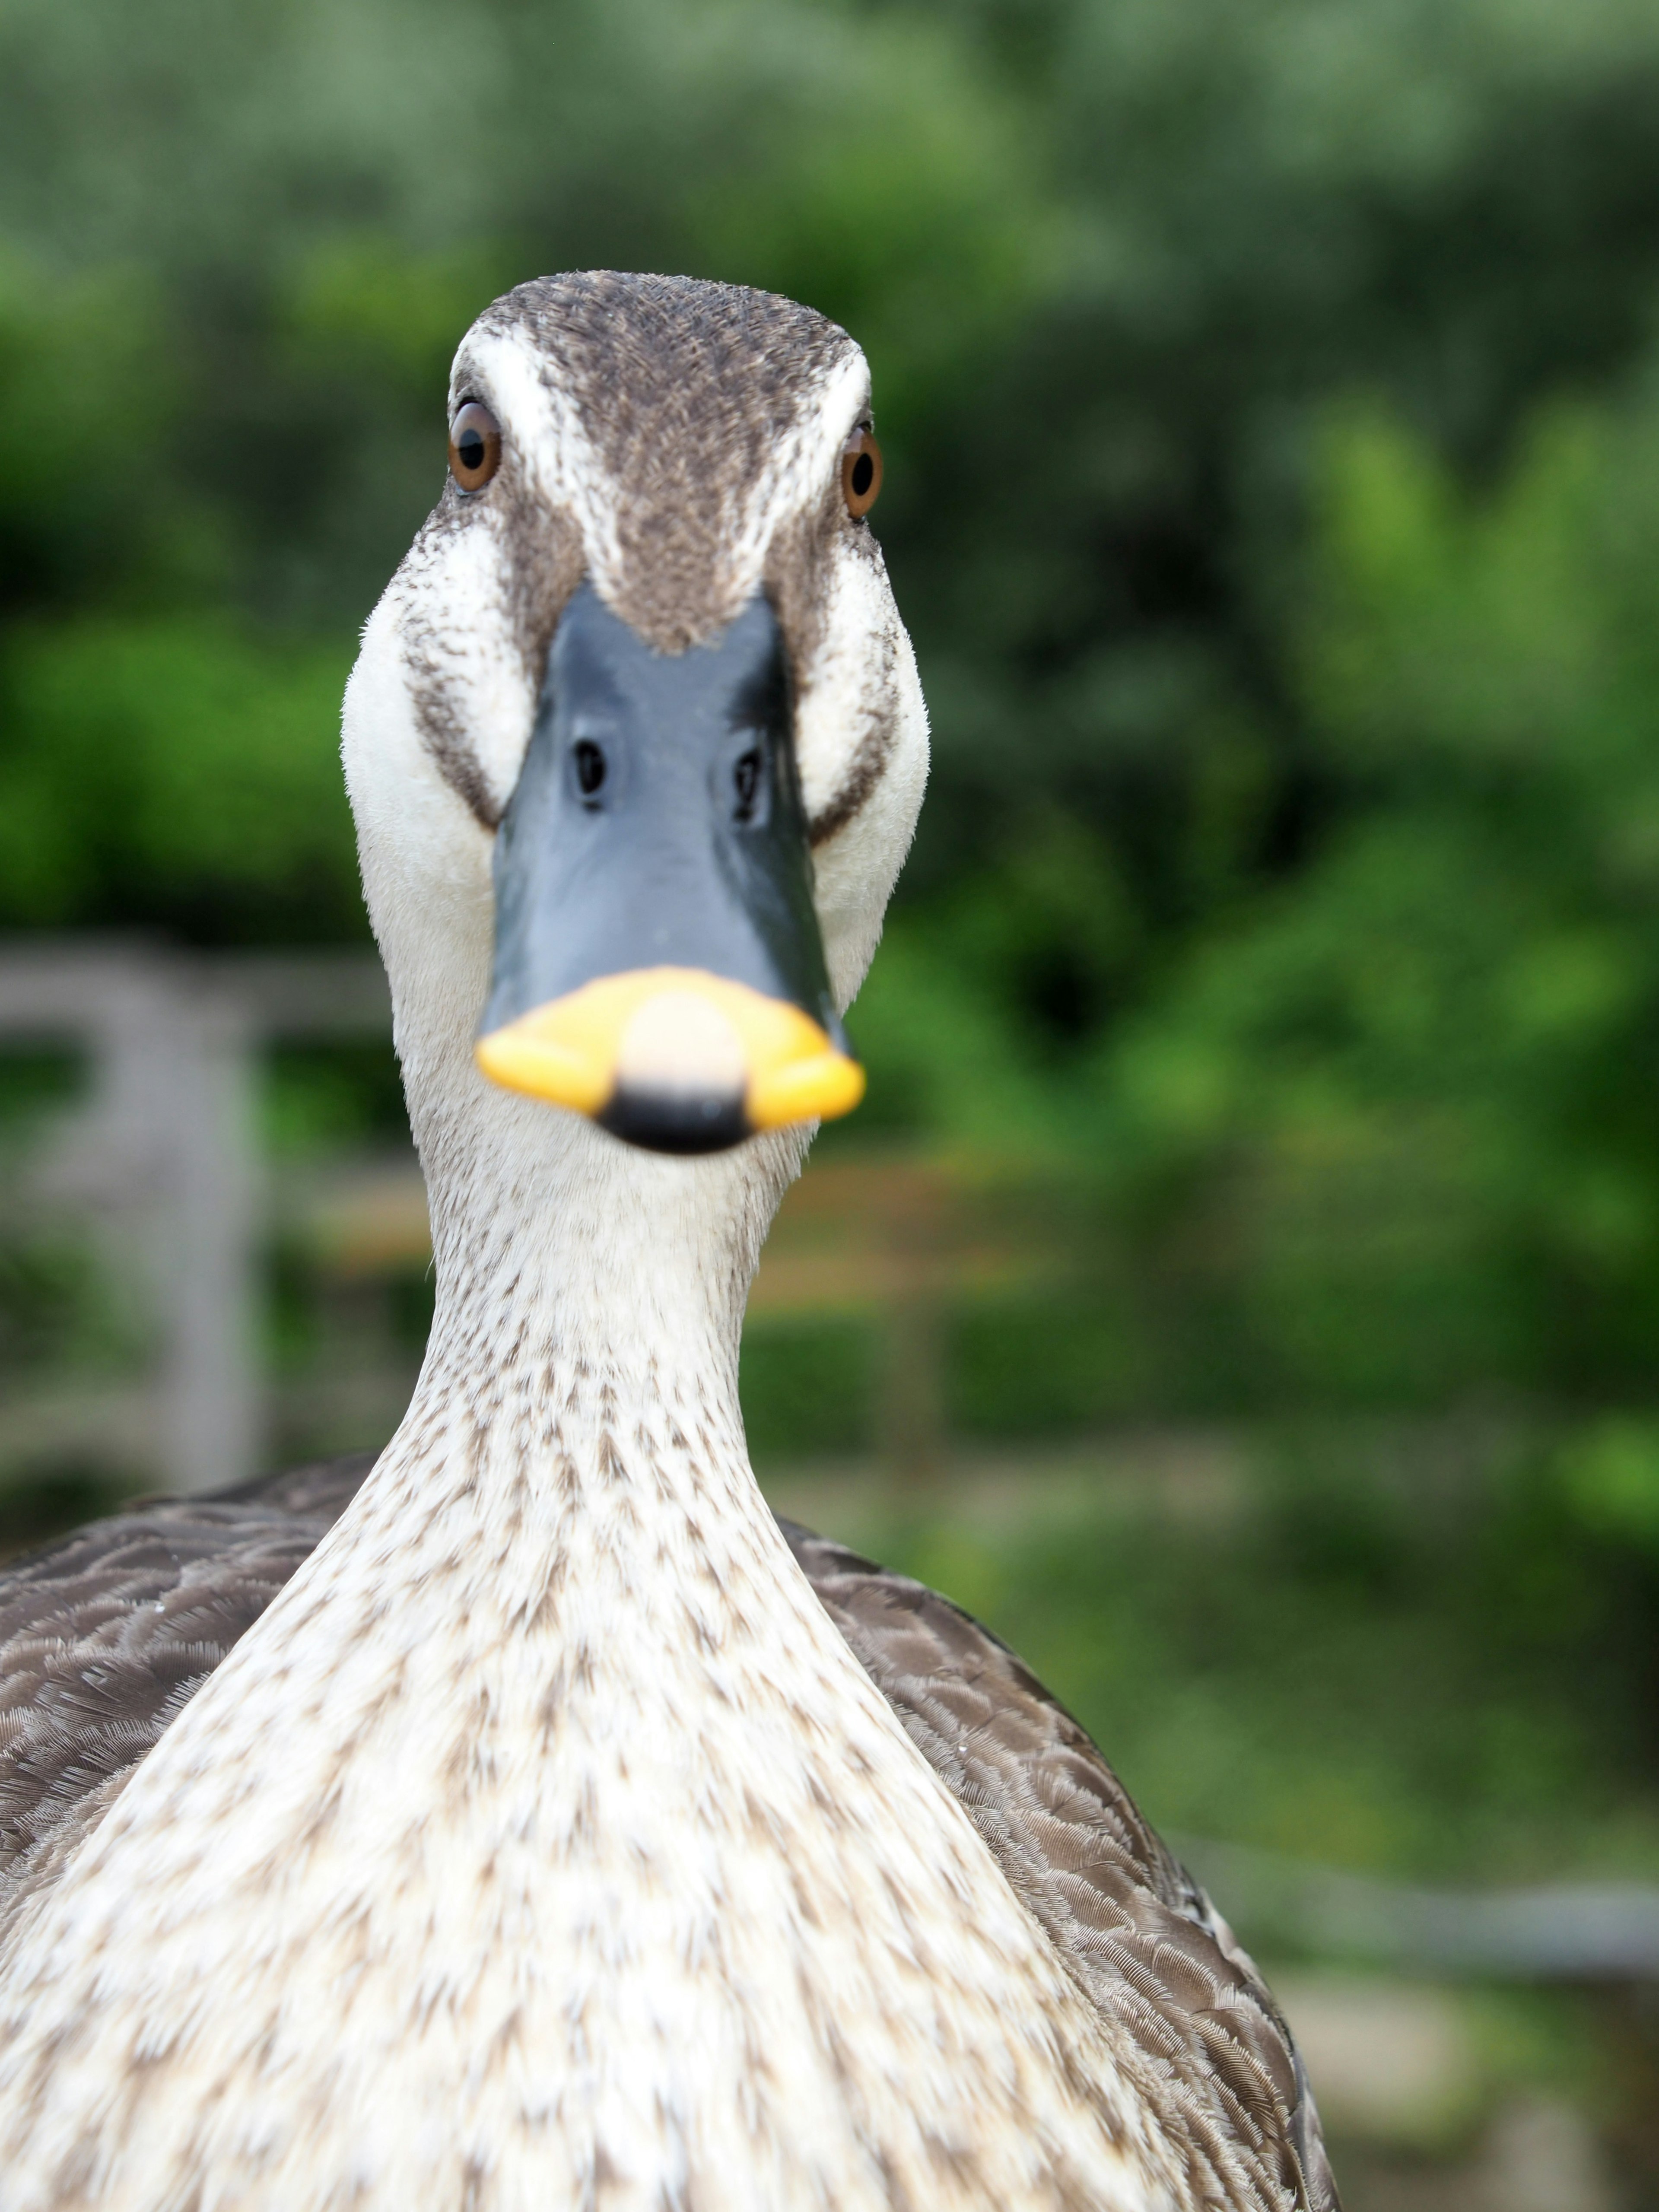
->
[0,1458,1336,2211]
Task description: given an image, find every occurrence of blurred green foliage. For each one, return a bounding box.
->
[0,620,355,937]
[11,0,1659,1886]
[796,1424,1659,1882]
[1099,389,1659,1403]
[11,0,1659,1432]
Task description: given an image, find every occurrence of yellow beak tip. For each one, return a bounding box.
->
[474,969,864,1142]
[473,1031,610,1116]
[747,1053,867,1130]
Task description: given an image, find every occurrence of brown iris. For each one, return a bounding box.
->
[841,428,882,520]
[448,401,502,492]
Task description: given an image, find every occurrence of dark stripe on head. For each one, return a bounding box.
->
[477,273,858,653]
[403,611,505,830]
[808,725,897,846]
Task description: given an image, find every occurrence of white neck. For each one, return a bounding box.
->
[0,995,1170,2212]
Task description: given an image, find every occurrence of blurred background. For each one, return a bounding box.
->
[4,0,1659,2198]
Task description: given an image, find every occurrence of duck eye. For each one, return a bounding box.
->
[840,429,882,521]
[448,401,502,492]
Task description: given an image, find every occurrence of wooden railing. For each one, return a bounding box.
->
[0,942,394,1491]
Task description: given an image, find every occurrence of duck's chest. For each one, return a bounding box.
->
[0,1471,1169,2212]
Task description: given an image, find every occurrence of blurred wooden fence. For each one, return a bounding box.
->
[1178,1838,1659,1981]
[0,942,394,1491]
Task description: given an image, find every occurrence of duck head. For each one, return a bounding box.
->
[343,272,927,1203]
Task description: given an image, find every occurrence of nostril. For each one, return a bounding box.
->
[733,748,762,823]
[573,741,607,800]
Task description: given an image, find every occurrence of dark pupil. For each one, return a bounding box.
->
[574,741,606,797]
[457,427,486,472]
[850,452,873,497]
[733,749,762,819]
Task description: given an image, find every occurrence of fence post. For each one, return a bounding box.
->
[877,1163,949,1484]
[159,984,262,1494]
[0,944,393,1497]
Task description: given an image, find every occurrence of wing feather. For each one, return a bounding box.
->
[777,1520,1340,2212]
[0,1455,375,1906]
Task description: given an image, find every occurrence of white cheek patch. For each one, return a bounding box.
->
[795,543,929,1010]
[792,545,898,824]
[344,605,490,888]
[400,520,535,820]
[343,594,499,1062]
[812,637,929,1012]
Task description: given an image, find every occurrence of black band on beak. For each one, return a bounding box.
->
[475,582,862,1153]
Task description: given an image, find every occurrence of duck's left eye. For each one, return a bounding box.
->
[841,428,882,520]
[448,401,502,492]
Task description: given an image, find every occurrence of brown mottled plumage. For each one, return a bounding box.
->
[0,1459,1335,2211]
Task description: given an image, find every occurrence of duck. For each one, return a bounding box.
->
[0,272,1338,2212]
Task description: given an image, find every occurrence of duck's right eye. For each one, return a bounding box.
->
[448,401,502,491]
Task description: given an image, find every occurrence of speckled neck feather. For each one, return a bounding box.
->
[0,1089,1180,2211]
